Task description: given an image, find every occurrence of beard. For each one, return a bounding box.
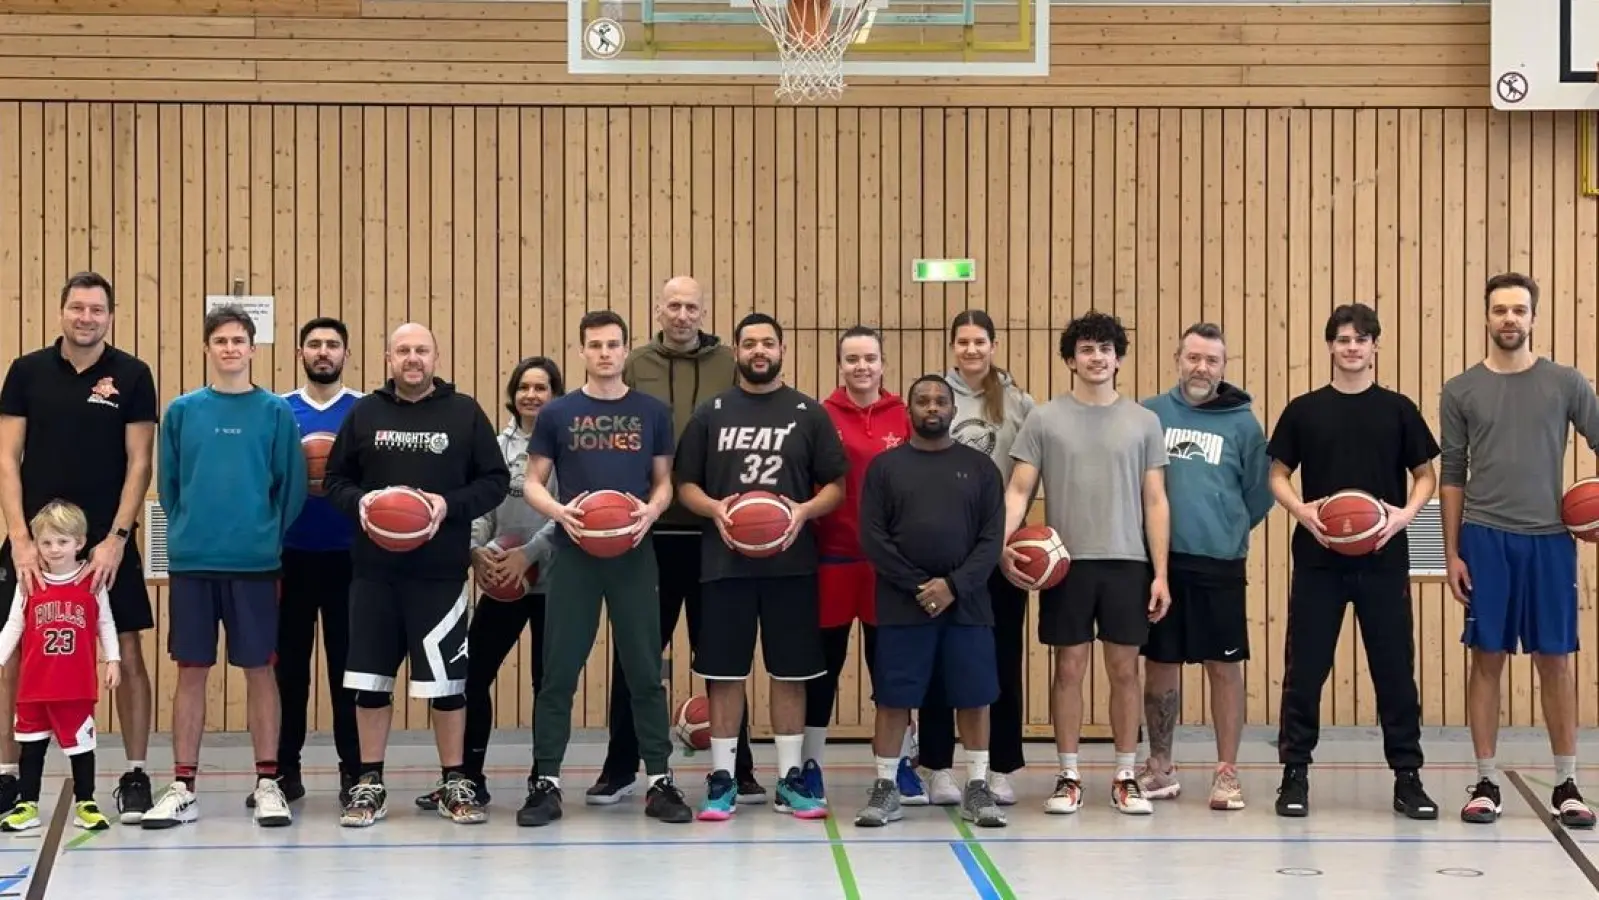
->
[303,360,342,385]
[738,356,782,385]
[1493,329,1528,351]
[913,416,951,440]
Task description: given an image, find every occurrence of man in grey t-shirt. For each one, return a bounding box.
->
[1000,311,1171,819]
[1441,271,1599,829]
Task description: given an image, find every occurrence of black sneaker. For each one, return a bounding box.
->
[1392,770,1437,820]
[736,771,767,805]
[585,773,638,806]
[439,772,488,825]
[112,770,150,825]
[416,773,489,810]
[517,777,563,827]
[1460,778,1502,824]
[644,775,693,823]
[245,773,304,809]
[1275,766,1309,818]
[1552,778,1597,828]
[339,773,387,828]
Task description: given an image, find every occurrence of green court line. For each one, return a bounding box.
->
[823,813,863,900]
[64,828,105,851]
[943,806,1018,900]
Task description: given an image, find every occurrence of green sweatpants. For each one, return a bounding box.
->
[532,537,671,778]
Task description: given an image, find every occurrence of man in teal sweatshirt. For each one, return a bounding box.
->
[1135,323,1272,812]
[148,304,307,831]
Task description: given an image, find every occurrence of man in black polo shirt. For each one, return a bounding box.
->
[0,271,159,825]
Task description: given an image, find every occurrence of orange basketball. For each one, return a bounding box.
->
[1007,524,1071,591]
[1318,489,1388,557]
[672,694,711,752]
[726,491,793,558]
[574,490,640,559]
[480,532,539,601]
[362,487,436,553]
[301,431,336,496]
[1562,478,1599,543]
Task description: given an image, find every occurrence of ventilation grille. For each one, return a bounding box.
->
[1407,498,1446,577]
[142,499,168,583]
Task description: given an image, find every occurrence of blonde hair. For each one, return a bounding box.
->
[29,500,87,542]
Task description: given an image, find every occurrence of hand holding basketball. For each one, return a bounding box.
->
[999,543,1029,588]
[552,490,590,542]
[421,491,448,526]
[1292,500,1330,547]
[628,495,661,547]
[777,496,809,551]
[1373,501,1413,550]
[708,495,738,548]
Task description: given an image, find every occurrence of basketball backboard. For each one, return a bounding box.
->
[1492,0,1599,110]
[567,0,1048,82]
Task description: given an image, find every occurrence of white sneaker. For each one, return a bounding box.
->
[140,782,198,830]
[990,771,1017,806]
[1044,770,1082,815]
[926,769,962,806]
[1111,771,1153,815]
[253,778,292,827]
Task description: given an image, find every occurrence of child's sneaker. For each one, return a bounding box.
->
[140,782,198,829]
[0,802,39,832]
[73,800,110,831]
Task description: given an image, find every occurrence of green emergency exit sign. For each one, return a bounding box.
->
[912,258,976,283]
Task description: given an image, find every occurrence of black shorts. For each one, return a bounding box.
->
[1038,559,1152,648]
[1141,562,1249,664]
[343,576,469,699]
[694,575,826,681]
[0,538,154,634]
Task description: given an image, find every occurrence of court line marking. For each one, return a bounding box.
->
[124,762,1560,777]
[23,779,71,900]
[1505,769,1599,893]
[944,807,1017,900]
[949,842,1002,900]
[821,814,863,900]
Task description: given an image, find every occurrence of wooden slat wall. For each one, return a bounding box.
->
[2,2,1595,740]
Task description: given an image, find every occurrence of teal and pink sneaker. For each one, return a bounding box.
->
[697,770,737,822]
[776,766,828,819]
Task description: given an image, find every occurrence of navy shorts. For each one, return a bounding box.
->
[1458,522,1579,655]
[168,575,280,668]
[872,620,998,710]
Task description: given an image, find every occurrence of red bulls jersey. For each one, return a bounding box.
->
[0,566,117,703]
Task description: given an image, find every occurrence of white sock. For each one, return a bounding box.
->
[0,764,17,777]
[545,775,561,788]
[1477,757,1499,785]
[1059,753,1079,776]
[711,738,738,776]
[900,725,917,760]
[1556,755,1578,785]
[775,733,804,779]
[126,761,145,772]
[649,773,667,788]
[968,750,990,785]
[875,756,898,782]
[1115,752,1136,779]
[803,726,828,767]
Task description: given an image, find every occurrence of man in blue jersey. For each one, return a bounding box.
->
[146,304,307,830]
[247,317,362,811]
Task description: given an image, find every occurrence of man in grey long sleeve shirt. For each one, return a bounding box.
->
[1440,271,1599,830]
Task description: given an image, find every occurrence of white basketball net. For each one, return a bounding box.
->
[749,0,872,103]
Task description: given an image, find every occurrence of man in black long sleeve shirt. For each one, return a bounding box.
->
[855,374,1007,829]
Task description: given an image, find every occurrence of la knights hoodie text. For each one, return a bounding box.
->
[623,330,738,529]
[1141,382,1274,563]
[813,387,910,561]
[322,377,511,579]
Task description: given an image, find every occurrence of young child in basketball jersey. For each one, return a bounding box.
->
[0,501,120,832]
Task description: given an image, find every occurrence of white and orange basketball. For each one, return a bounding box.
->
[361,487,437,553]
[1563,478,1599,543]
[574,490,642,559]
[1007,525,1070,591]
[1318,489,1388,556]
[673,694,710,752]
[726,491,794,558]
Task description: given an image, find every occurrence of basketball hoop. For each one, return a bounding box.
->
[749,0,872,103]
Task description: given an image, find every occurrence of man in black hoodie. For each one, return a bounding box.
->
[321,323,510,828]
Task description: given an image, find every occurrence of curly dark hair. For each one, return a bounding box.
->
[1059,310,1129,363]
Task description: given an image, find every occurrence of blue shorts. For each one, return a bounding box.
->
[168,575,280,668]
[1458,522,1579,656]
[872,620,998,710]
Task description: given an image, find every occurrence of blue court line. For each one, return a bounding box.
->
[950,843,1002,900]
[61,835,1585,853]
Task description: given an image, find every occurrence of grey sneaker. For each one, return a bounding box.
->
[962,779,1007,828]
[853,778,903,827]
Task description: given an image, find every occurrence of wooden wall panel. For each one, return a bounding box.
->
[4,101,1598,738]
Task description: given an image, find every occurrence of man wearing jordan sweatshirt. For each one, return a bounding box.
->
[1135,323,1273,813]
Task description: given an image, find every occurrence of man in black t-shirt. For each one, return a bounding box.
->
[1266,303,1439,821]
[674,313,848,822]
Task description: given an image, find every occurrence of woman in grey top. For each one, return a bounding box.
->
[416,356,562,811]
[914,309,1036,807]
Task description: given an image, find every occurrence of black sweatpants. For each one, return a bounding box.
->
[805,622,879,728]
[277,548,359,779]
[600,531,755,783]
[463,591,546,781]
[1276,566,1423,772]
[917,568,1027,773]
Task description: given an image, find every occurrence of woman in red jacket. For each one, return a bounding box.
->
[801,326,927,805]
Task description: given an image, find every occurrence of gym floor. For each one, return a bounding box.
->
[7,726,1596,899]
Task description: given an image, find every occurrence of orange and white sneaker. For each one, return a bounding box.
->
[1209,765,1245,810]
[1043,770,1082,815]
[1111,771,1153,815]
[1136,762,1181,800]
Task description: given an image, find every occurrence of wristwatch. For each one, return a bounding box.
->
[112,527,130,541]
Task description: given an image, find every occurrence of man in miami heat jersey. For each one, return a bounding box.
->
[675,312,849,821]
[0,501,120,833]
